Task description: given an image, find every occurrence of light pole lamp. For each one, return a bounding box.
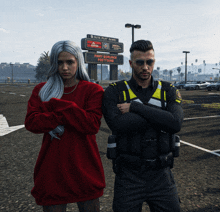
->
[182,51,190,83]
[125,23,141,44]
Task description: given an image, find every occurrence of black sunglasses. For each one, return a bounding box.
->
[134,59,155,66]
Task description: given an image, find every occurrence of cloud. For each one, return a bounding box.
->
[0,28,9,33]
[37,13,44,17]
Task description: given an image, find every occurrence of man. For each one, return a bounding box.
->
[102,40,183,212]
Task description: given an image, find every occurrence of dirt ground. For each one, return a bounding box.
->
[0,84,219,211]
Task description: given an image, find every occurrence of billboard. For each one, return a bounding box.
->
[81,34,124,80]
[83,52,123,65]
[81,38,124,53]
[87,34,119,42]
[86,40,102,49]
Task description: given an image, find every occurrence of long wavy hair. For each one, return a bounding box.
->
[39,40,90,102]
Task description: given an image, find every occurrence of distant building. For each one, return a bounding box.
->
[196,74,214,81]
[0,62,36,82]
[1,63,7,66]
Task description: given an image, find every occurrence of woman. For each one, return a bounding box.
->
[25,40,105,212]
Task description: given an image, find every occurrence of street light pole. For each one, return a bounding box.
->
[125,23,141,44]
[125,23,141,75]
[182,51,190,83]
[10,63,14,84]
[132,27,134,44]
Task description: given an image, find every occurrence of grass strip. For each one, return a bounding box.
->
[182,100,195,104]
[201,103,220,109]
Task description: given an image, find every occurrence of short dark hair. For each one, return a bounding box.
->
[130,40,154,53]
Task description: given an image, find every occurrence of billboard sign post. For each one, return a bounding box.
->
[81,34,124,80]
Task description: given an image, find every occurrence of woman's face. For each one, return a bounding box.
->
[58,51,78,81]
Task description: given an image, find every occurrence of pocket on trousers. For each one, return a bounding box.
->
[164,168,175,186]
[169,169,175,185]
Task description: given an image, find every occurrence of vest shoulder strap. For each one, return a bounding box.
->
[160,81,171,109]
[110,80,127,91]
[110,80,129,103]
[110,80,170,105]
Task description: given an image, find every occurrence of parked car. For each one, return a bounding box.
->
[184,81,210,90]
[173,81,188,89]
[206,81,220,91]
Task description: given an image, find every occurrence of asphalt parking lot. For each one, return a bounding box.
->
[0,84,219,212]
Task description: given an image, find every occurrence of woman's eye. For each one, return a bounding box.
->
[58,61,63,65]
[67,60,74,65]
[58,60,75,66]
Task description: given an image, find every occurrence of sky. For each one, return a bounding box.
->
[1,0,220,72]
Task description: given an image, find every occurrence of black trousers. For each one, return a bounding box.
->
[113,166,180,212]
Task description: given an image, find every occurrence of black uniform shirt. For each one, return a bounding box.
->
[102,76,184,158]
[102,76,184,135]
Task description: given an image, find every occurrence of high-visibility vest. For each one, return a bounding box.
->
[109,80,181,160]
[111,80,181,109]
[123,80,167,108]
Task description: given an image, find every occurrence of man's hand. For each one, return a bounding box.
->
[117,103,131,114]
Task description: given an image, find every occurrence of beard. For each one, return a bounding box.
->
[133,69,151,81]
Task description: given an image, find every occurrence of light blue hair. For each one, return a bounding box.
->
[39,40,90,102]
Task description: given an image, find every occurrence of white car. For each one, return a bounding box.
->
[184,81,210,90]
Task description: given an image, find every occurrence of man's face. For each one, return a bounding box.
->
[129,49,155,82]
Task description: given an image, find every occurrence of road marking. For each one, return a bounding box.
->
[0,125,25,136]
[1,91,26,97]
[184,115,220,121]
[212,149,220,153]
[180,140,220,157]
[0,115,9,127]
[208,93,220,95]
[0,114,24,136]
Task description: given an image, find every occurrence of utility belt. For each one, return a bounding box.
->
[116,152,174,171]
[107,133,180,171]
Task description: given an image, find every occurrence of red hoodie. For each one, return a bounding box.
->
[25,80,106,205]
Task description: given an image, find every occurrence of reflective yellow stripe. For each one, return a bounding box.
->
[128,89,137,99]
[158,81,162,89]
[123,91,126,101]
[125,81,138,100]
[164,91,166,101]
[121,80,167,107]
[176,99,181,103]
[152,88,161,99]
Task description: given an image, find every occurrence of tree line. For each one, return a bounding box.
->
[34,51,50,82]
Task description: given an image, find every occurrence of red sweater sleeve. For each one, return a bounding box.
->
[25,83,65,134]
[49,84,104,135]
